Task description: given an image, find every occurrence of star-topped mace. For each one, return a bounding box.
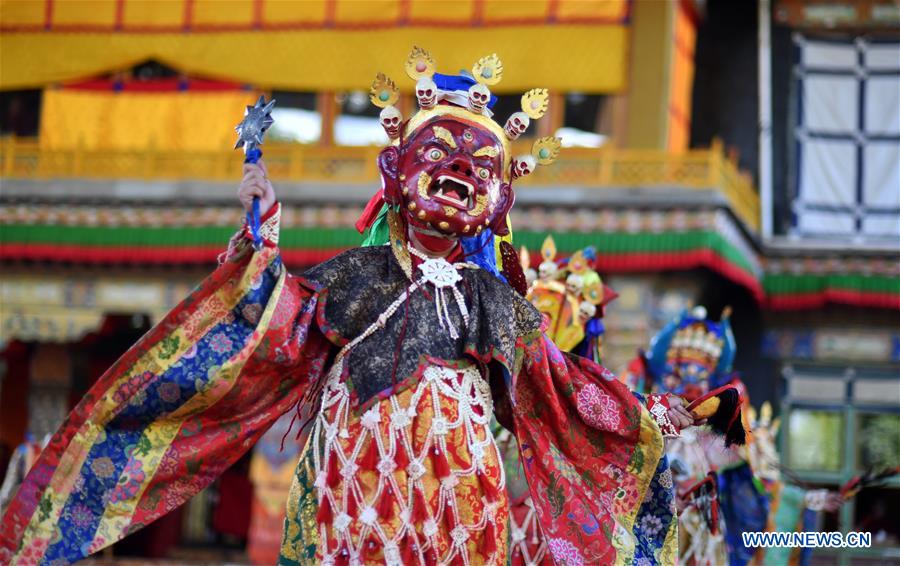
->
[234,95,276,248]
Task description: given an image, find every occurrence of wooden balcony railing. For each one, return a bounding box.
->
[0,137,760,232]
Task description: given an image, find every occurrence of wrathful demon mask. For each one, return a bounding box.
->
[642,306,737,402]
[362,47,562,241]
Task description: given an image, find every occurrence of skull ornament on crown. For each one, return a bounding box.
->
[504,112,530,140]
[512,137,561,180]
[415,77,437,110]
[566,273,584,297]
[467,83,491,115]
[513,155,536,179]
[379,106,402,140]
[363,47,562,240]
[538,260,558,281]
[578,301,597,324]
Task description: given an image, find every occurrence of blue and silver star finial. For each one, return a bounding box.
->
[234,95,276,158]
[234,95,276,249]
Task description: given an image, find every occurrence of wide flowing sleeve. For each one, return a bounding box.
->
[0,205,333,565]
[511,333,678,565]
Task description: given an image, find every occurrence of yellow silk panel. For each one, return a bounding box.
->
[121,1,184,28]
[0,0,44,26]
[0,0,627,27]
[0,0,628,93]
[262,0,328,24]
[52,1,117,26]
[39,89,258,151]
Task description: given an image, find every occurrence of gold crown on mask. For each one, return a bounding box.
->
[668,324,725,366]
[370,46,562,182]
[667,308,728,376]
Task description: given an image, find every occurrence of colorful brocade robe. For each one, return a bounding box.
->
[1,208,678,565]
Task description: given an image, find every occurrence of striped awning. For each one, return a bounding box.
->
[3,202,897,313]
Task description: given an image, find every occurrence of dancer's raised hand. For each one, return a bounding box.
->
[238,159,276,216]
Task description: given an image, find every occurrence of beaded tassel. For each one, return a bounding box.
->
[394,441,410,469]
[360,438,379,470]
[402,531,418,563]
[361,537,378,561]
[482,519,498,555]
[346,488,358,517]
[378,484,394,519]
[327,452,341,487]
[434,286,460,339]
[424,545,439,566]
[477,466,499,502]
[335,542,350,566]
[412,484,430,522]
[317,495,333,524]
[432,446,451,480]
[443,498,457,531]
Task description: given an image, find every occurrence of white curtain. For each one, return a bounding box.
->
[792,37,900,240]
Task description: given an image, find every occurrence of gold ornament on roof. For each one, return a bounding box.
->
[532,137,562,165]
[405,46,435,80]
[472,53,504,86]
[522,88,550,120]
[369,73,400,108]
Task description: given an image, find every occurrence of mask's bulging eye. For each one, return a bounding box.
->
[427,148,446,162]
[477,167,490,180]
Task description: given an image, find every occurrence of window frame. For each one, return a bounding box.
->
[779,362,900,562]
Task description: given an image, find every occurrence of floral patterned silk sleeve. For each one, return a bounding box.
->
[511,333,678,565]
[0,213,334,565]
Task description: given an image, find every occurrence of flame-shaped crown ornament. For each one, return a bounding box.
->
[369,73,400,109]
[472,54,504,86]
[371,46,562,181]
[536,235,559,281]
[512,136,562,180]
[582,278,605,306]
[405,46,436,80]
